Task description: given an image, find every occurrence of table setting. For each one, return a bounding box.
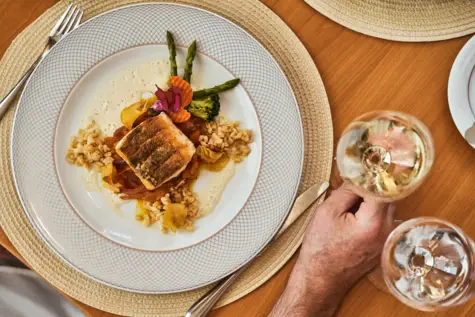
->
[0,1,474,317]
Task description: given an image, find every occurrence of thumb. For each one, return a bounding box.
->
[356,200,395,231]
[324,184,360,216]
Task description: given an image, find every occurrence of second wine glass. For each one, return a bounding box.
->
[381,217,475,311]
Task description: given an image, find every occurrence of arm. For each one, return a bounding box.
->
[270,186,396,317]
[270,259,344,317]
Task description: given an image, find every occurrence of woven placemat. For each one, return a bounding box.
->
[305,0,475,42]
[0,1,332,316]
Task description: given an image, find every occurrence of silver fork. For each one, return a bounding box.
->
[0,4,84,119]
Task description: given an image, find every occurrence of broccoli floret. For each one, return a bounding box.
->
[186,94,220,122]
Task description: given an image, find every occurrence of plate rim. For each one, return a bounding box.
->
[448,35,475,149]
[53,43,265,252]
[11,2,304,293]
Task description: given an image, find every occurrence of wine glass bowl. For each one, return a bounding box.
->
[336,111,434,202]
[381,217,475,311]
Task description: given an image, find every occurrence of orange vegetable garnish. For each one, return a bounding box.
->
[182,155,200,179]
[169,76,193,108]
[120,102,146,129]
[101,163,121,193]
[168,109,191,123]
[206,154,230,172]
[189,129,201,144]
[163,203,188,232]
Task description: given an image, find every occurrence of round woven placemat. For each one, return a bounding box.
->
[305,0,475,42]
[0,1,332,316]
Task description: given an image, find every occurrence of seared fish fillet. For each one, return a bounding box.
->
[115,113,196,190]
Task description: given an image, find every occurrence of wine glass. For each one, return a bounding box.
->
[381,217,475,311]
[336,111,434,202]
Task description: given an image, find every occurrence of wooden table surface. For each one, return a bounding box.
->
[1,0,475,316]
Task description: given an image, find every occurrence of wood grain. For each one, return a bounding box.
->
[1,0,474,316]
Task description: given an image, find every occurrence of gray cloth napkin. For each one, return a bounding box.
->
[0,266,85,317]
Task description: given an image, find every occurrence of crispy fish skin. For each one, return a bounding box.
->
[118,123,162,157]
[115,113,196,190]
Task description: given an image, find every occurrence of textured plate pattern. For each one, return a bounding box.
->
[11,4,303,293]
[448,35,475,148]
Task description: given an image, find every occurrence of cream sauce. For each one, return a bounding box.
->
[81,169,125,215]
[102,190,126,216]
[81,59,170,135]
[197,161,236,216]
[82,169,100,192]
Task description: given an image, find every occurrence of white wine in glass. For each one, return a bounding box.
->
[336,111,434,202]
[381,217,475,311]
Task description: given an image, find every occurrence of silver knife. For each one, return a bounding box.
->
[185,181,329,317]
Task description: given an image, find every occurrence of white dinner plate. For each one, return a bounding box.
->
[11,3,303,293]
[56,45,262,252]
[448,35,475,148]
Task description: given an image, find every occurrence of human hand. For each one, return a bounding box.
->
[269,185,395,317]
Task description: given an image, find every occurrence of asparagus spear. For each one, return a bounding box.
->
[166,31,177,76]
[193,79,240,99]
[183,40,197,83]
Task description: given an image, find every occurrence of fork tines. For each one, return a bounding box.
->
[49,4,84,37]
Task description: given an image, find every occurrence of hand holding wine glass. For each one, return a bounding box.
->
[270,186,395,317]
[335,111,475,311]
